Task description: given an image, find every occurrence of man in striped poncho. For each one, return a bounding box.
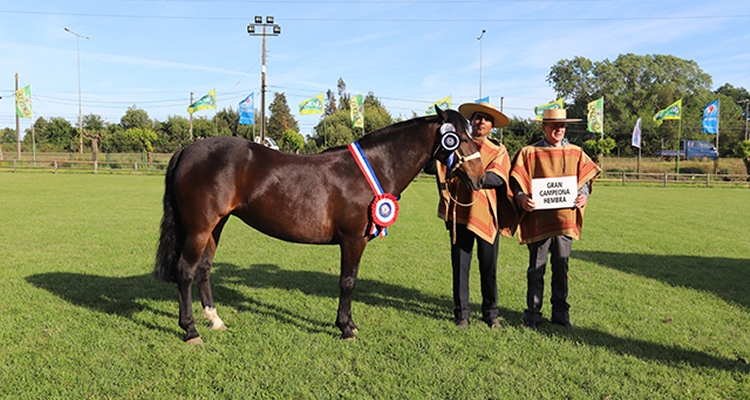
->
[510,108,601,329]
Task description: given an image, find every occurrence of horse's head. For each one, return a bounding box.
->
[433,106,485,191]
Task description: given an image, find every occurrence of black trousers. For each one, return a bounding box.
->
[450,224,499,321]
[524,235,572,325]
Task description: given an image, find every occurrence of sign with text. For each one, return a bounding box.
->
[531,176,577,210]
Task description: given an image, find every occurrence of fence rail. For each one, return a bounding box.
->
[598,171,750,188]
[3,159,749,188]
[0,159,167,175]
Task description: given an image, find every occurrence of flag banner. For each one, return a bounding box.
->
[653,98,682,125]
[350,94,364,128]
[188,89,216,114]
[587,97,604,134]
[702,99,719,134]
[426,95,451,115]
[632,117,642,148]
[15,85,32,119]
[239,92,254,125]
[475,96,490,104]
[299,94,324,115]
[534,98,563,120]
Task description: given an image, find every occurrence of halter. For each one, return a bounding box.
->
[433,122,482,176]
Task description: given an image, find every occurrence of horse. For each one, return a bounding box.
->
[154,106,485,343]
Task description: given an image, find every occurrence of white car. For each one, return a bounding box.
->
[255,137,279,150]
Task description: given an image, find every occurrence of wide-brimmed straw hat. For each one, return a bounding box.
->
[538,108,582,123]
[458,102,510,128]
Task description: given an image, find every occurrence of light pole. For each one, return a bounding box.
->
[477,29,485,99]
[247,16,281,143]
[64,27,89,154]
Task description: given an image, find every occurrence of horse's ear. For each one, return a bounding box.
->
[435,104,448,122]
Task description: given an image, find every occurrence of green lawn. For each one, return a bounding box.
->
[0,173,748,399]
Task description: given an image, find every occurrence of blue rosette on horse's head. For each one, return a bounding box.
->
[348,141,400,238]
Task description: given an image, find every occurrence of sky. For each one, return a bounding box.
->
[1,0,749,137]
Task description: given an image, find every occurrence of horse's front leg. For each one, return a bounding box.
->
[336,237,367,339]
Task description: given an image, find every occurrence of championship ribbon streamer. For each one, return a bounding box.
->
[348,141,399,238]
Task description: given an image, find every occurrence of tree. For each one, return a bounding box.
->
[215,107,239,137]
[83,114,107,163]
[280,129,304,153]
[120,105,153,130]
[191,116,218,140]
[734,140,750,175]
[547,54,714,157]
[266,92,299,142]
[325,89,337,116]
[123,127,158,166]
[42,117,77,152]
[337,78,349,110]
[154,115,191,152]
[307,91,393,152]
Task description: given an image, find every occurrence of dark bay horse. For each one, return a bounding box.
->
[155,107,485,343]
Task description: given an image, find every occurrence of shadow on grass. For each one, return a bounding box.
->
[26,263,744,371]
[536,324,746,372]
[25,262,458,339]
[573,250,750,310]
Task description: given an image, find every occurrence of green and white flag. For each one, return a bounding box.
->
[534,98,563,120]
[299,94,324,115]
[188,89,216,114]
[15,85,32,119]
[587,97,603,134]
[350,94,364,128]
[653,98,682,126]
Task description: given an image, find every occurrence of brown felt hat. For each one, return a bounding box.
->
[458,102,510,128]
[538,108,582,123]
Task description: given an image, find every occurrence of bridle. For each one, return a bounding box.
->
[433,122,481,177]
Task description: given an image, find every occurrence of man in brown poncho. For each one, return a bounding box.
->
[510,108,601,329]
[426,102,517,329]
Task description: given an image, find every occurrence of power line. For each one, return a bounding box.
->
[1,8,748,23]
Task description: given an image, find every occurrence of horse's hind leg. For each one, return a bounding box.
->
[197,217,229,331]
[177,234,210,344]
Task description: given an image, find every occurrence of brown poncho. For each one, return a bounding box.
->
[436,139,517,243]
[510,144,601,244]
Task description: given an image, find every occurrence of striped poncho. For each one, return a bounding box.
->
[436,139,517,244]
[510,144,601,245]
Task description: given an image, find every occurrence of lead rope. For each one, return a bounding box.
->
[440,177,480,245]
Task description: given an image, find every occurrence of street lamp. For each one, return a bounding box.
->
[477,29,485,99]
[247,16,281,143]
[64,27,89,154]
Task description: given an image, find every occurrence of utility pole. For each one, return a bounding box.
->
[15,73,21,160]
[740,99,750,141]
[65,27,89,154]
[248,16,281,143]
[189,92,194,141]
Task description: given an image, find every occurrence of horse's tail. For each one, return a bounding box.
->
[154,148,185,283]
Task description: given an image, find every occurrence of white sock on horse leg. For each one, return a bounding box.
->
[202,306,227,330]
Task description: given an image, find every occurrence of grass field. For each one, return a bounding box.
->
[0,173,748,399]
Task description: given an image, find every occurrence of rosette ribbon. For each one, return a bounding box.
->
[348,141,399,238]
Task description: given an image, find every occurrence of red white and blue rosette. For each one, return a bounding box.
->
[371,193,399,227]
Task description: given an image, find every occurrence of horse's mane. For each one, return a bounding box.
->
[320,115,435,153]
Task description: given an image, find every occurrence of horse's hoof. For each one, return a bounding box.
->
[351,328,359,334]
[210,322,227,331]
[340,335,357,341]
[185,336,204,345]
